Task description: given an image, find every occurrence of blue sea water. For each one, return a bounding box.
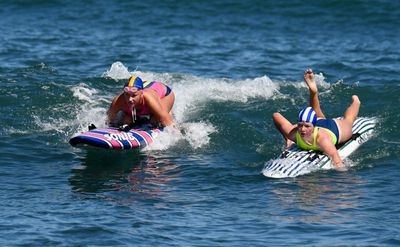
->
[1,0,400,246]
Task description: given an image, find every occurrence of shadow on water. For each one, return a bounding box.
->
[69,148,179,198]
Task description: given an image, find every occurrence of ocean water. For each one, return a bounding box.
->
[1,0,400,246]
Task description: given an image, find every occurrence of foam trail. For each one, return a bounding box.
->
[172,74,280,122]
[180,122,216,149]
[31,82,107,137]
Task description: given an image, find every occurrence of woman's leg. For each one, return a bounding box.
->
[304,69,326,119]
[335,95,361,143]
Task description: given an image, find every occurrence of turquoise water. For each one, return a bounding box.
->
[1,1,399,246]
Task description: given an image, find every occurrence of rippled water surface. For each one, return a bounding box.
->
[1,1,399,246]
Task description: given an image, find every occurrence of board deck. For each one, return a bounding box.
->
[262,117,376,178]
[69,126,162,150]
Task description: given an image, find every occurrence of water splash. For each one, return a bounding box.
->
[143,122,217,151]
[33,82,108,137]
[280,72,331,90]
[102,61,132,80]
[69,84,109,134]
[180,122,216,149]
[172,74,280,122]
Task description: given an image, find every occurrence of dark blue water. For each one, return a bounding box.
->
[1,1,400,246]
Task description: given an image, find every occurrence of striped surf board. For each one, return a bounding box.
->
[262,117,376,178]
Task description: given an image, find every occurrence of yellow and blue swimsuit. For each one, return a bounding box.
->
[296,119,339,151]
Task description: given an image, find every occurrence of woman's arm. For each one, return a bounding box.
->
[317,130,347,171]
[143,92,174,127]
[106,93,123,125]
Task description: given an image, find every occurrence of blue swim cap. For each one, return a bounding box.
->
[124,76,143,90]
[298,106,317,125]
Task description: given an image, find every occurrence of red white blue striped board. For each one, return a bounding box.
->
[69,127,162,150]
[262,117,376,178]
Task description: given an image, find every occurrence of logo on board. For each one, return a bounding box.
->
[104,132,137,141]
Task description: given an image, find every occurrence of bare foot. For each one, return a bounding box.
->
[352,95,361,105]
[303,68,318,94]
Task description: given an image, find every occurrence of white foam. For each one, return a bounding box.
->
[71,83,98,103]
[102,61,132,79]
[102,62,176,83]
[33,82,109,137]
[143,126,184,151]
[280,72,331,90]
[172,74,280,122]
[143,122,217,151]
[33,115,72,134]
[2,127,30,135]
[181,122,216,149]
[31,64,129,139]
[102,62,280,123]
